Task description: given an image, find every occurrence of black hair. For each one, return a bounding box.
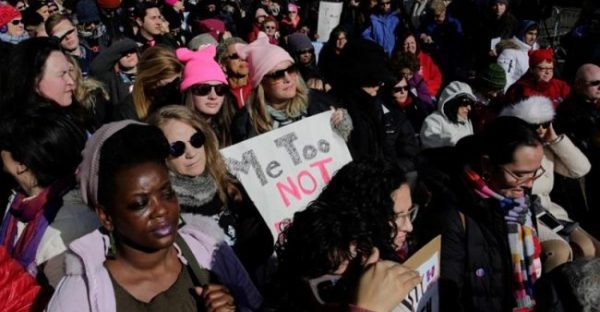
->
[443,95,473,124]
[133,2,160,20]
[391,50,420,73]
[0,105,85,187]
[315,158,408,261]
[97,124,170,209]
[480,116,542,166]
[1,37,62,111]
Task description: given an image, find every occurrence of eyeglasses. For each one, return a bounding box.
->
[227,53,240,60]
[263,64,298,81]
[457,97,474,107]
[264,25,276,30]
[11,19,23,25]
[536,66,554,72]
[394,204,419,225]
[168,130,206,157]
[530,121,551,130]
[307,274,342,305]
[190,84,228,96]
[500,166,546,186]
[585,80,600,87]
[393,85,409,93]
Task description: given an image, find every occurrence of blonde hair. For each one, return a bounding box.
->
[147,105,242,205]
[246,75,309,135]
[133,46,183,120]
[184,89,237,147]
[67,56,109,113]
[429,0,447,15]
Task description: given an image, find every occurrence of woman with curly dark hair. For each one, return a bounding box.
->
[270,158,419,310]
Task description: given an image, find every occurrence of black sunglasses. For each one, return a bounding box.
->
[393,85,409,93]
[11,19,23,25]
[190,84,228,96]
[530,121,551,130]
[586,80,600,87]
[169,130,206,158]
[264,64,298,81]
[227,53,240,60]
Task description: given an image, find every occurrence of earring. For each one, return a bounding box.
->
[107,230,117,259]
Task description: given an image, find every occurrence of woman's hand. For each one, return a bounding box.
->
[544,123,559,143]
[330,107,344,127]
[355,261,421,312]
[195,284,236,312]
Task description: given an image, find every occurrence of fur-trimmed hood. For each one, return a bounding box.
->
[500,96,555,124]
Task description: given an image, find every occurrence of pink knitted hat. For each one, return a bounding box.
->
[234,32,294,88]
[255,8,268,18]
[164,0,178,6]
[0,5,21,27]
[176,45,228,92]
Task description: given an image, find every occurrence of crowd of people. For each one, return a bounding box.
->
[0,0,599,311]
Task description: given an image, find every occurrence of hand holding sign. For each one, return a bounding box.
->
[356,261,421,312]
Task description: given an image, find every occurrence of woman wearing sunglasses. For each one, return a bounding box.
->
[48,120,262,312]
[0,4,29,44]
[501,96,599,271]
[386,75,430,133]
[272,158,420,310]
[147,105,273,286]
[418,116,546,311]
[231,32,351,143]
[420,81,476,149]
[177,45,238,147]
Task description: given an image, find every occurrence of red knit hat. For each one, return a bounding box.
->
[97,0,121,9]
[0,4,21,28]
[528,48,554,68]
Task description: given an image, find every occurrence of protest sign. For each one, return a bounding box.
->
[394,235,441,312]
[317,1,343,42]
[220,111,352,239]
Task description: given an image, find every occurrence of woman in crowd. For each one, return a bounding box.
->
[176,46,238,147]
[67,55,111,126]
[505,48,571,107]
[48,120,262,311]
[0,107,99,289]
[0,4,29,45]
[272,158,420,310]
[261,16,279,45]
[390,50,434,110]
[318,25,348,86]
[231,33,351,143]
[501,96,599,271]
[419,116,544,311]
[385,75,430,133]
[114,46,183,121]
[496,20,540,89]
[147,105,273,285]
[398,32,442,97]
[1,37,93,130]
[420,81,475,149]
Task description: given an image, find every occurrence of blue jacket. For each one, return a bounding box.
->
[362,12,401,56]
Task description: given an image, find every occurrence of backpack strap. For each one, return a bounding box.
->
[176,234,211,287]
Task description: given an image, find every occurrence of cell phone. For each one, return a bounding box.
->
[536,209,564,233]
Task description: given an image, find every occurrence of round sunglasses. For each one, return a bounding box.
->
[190,84,228,96]
[169,130,206,158]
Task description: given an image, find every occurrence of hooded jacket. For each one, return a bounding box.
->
[420,81,474,149]
[47,215,262,312]
[361,11,401,56]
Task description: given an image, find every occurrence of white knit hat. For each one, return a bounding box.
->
[500,96,555,124]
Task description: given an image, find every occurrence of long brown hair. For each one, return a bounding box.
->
[133,46,183,120]
[246,75,309,135]
[147,105,242,205]
[184,89,237,148]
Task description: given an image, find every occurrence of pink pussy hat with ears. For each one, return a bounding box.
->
[176,45,228,92]
[234,32,295,88]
